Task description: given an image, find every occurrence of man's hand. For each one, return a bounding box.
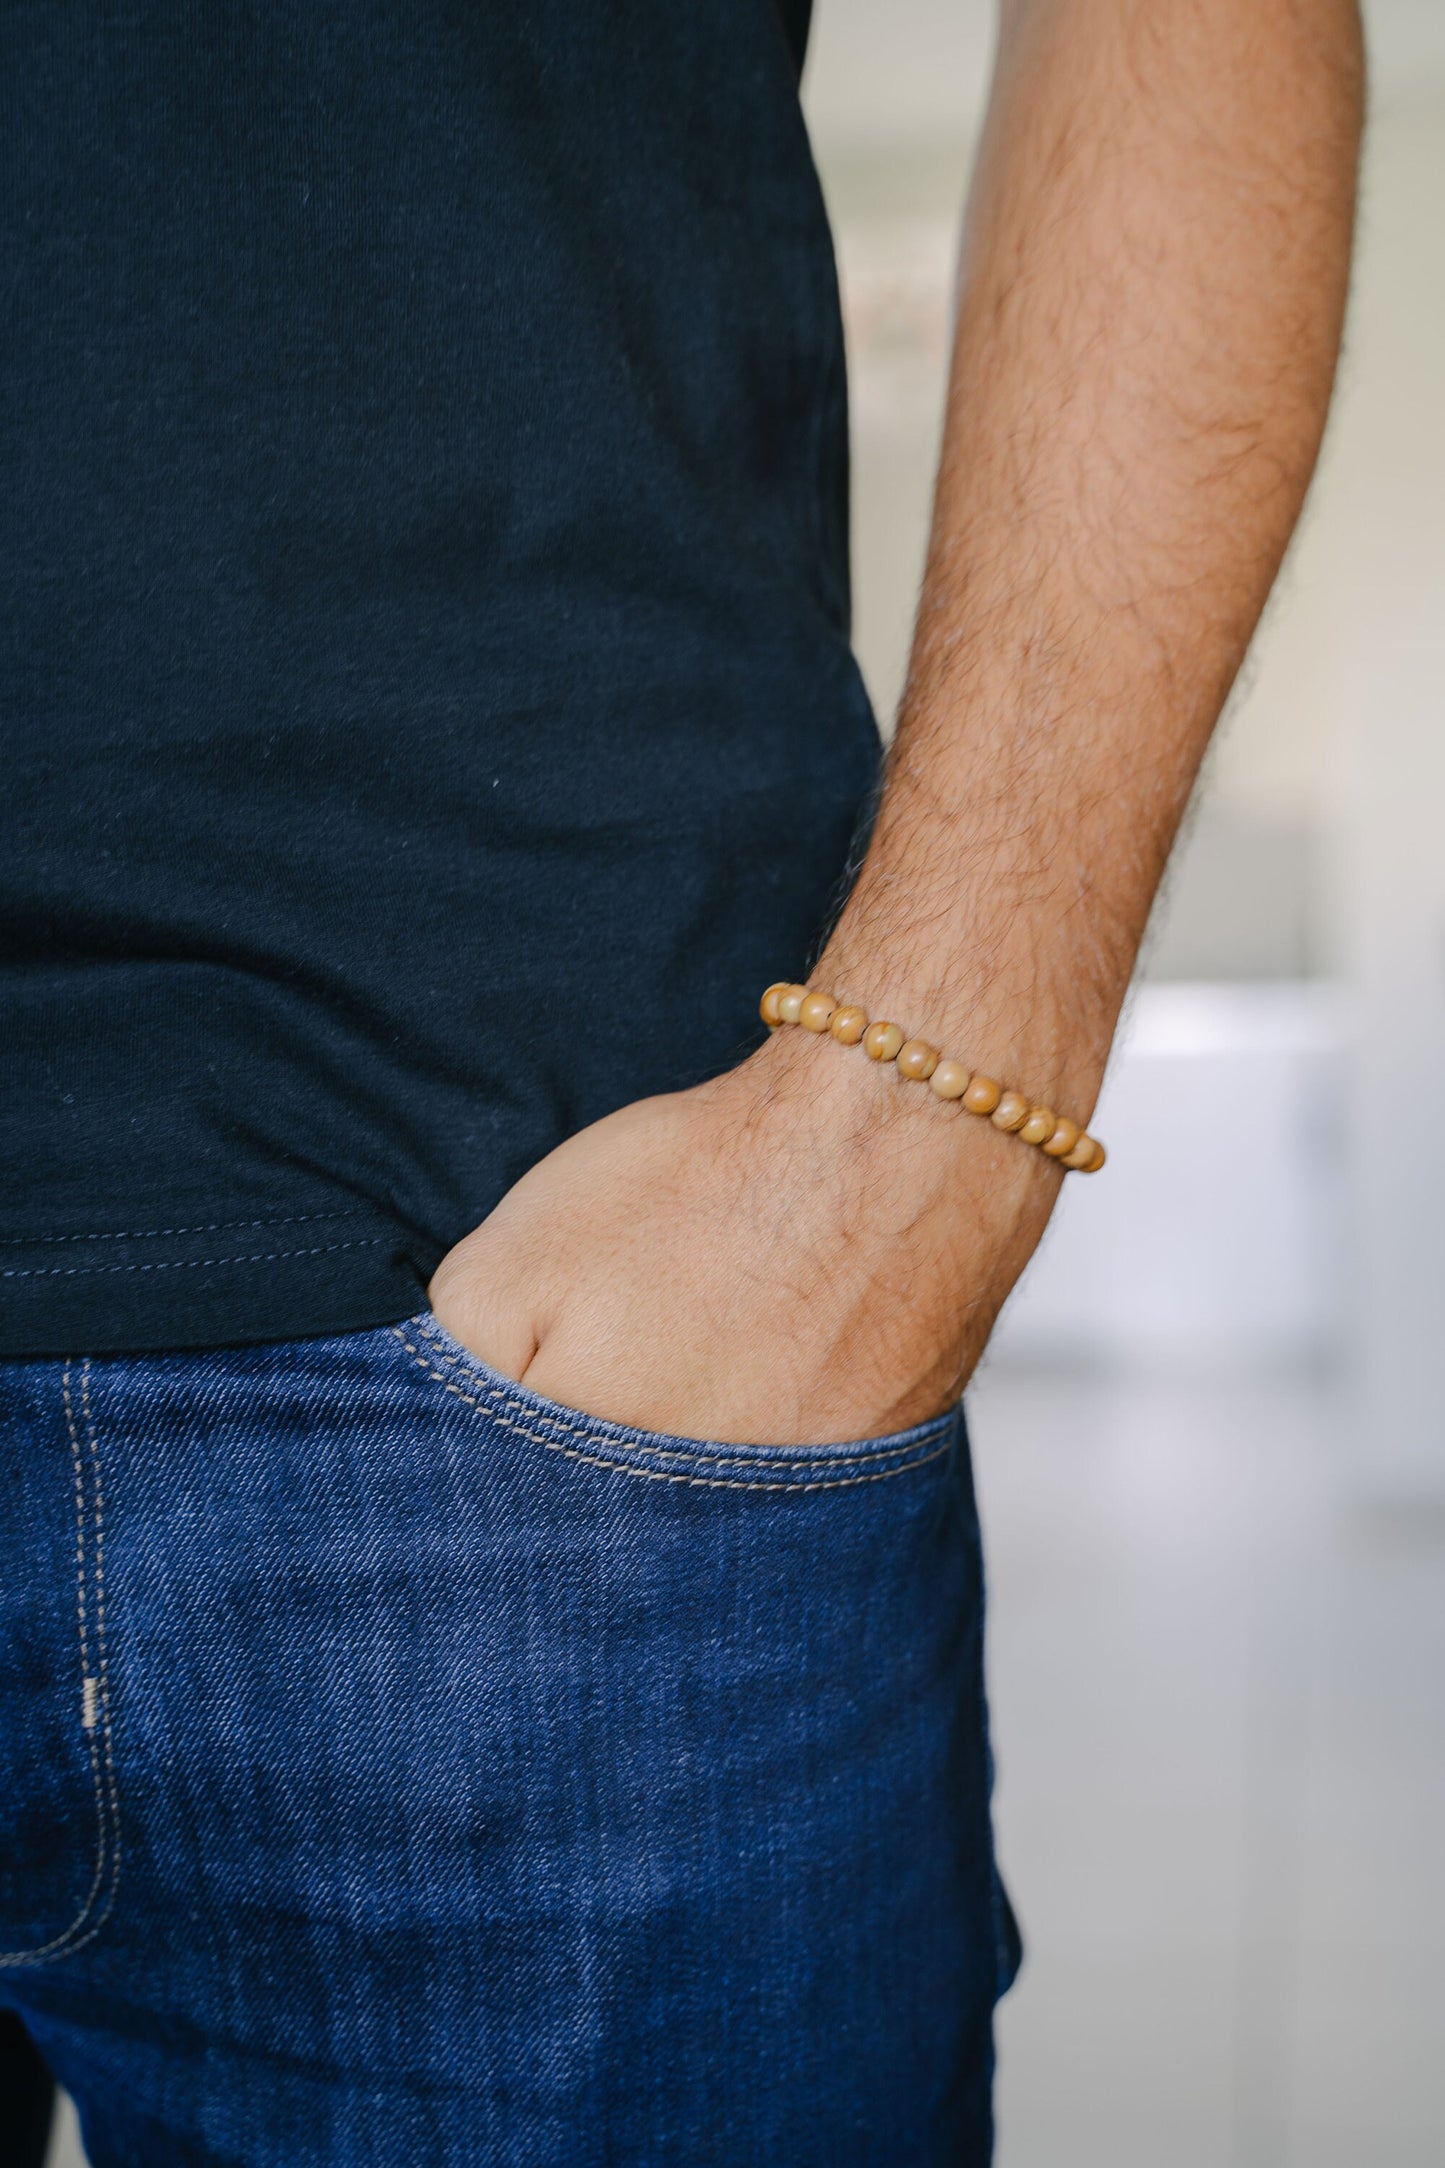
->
[433,0,1362,1443]
[430,1022,1055,1444]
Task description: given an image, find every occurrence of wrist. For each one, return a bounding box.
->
[809,923,1113,1130]
[716,1015,1060,1391]
[726,997,1061,1235]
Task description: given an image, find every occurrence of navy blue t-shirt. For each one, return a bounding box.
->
[0,2,880,1354]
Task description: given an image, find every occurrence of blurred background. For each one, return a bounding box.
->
[799,2,1445,2164]
[41,3,1445,2162]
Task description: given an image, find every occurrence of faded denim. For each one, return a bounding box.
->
[0,1313,1018,2164]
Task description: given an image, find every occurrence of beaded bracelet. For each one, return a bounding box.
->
[760,982,1106,1174]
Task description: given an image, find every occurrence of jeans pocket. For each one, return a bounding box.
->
[386,1310,958,1496]
[373,1308,997,2150]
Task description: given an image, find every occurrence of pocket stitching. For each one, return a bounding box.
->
[0,1359,121,1968]
[392,1326,953,1490]
[408,1320,949,1472]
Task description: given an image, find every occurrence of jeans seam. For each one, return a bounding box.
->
[391,1327,952,1490]
[0,1359,121,1968]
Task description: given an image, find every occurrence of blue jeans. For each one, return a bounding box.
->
[0,1313,1018,2164]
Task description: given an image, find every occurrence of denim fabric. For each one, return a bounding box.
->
[0,1314,1019,2164]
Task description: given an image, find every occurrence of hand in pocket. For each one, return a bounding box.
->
[429,1026,1054,1446]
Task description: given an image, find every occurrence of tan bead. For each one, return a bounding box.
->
[1042,1117,1081,1159]
[760,983,790,1027]
[929,1058,971,1100]
[1083,1138,1107,1173]
[829,1004,869,1045]
[862,1020,905,1063]
[798,990,837,1033]
[896,1038,940,1082]
[1062,1132,1097,1170]
[991,1089,1031,1132]
[777,984,808,1025]
[1018,1106,1055,1146]
[962,1075,1002,1116]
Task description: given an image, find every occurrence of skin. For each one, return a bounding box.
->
[432,0,1364,1445]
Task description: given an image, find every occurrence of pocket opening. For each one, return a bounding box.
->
[387,1311,958,1490]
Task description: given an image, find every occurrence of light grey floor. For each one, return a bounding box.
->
[47,1361,1444,2166]
[48,2096,83,2168]
[971,1360,1445,2168]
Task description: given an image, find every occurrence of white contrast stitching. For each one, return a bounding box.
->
[0,1360,120,1968]
[76,1361,121,1953]
[407,1317,950,1475]
[391,1328,952,1492]
[2,1238,385,1280]
[1,1211,360,1249]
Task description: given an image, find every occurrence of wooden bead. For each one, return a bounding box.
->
[929,1058,971,1100]
[896,1038,939,1082]
[862,1021,905,1062]
[991,1089,1031,1132]
[758,981,1106,1174]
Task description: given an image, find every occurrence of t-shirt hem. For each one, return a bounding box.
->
[0,1210,438,1358]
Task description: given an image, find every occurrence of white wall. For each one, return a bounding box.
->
[1321,99,1445,1487]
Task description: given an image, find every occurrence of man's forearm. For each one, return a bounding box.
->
[431,0,1364,1445]
[818,0,1362,1122]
